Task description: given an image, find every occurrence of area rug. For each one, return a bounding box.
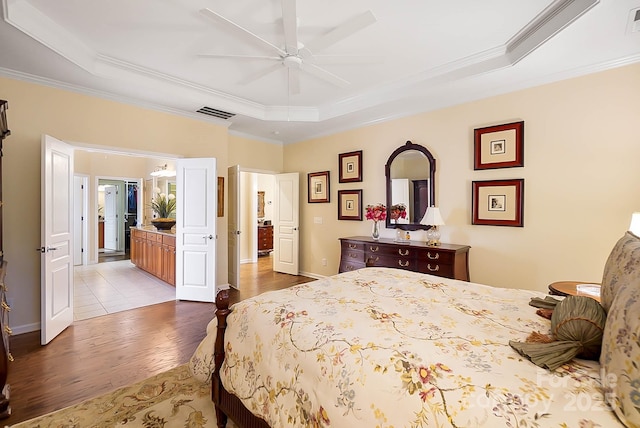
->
[9,364,237,428]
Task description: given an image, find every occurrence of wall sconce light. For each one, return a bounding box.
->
[420,206,445,246]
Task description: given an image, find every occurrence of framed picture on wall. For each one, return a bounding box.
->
[217,177,224,217]
[474,121,524,170]
[308,171,330,203]
[338,189,362,220]
[472,179,524,226]
[338,150,363,183]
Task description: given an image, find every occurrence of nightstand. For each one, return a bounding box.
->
[548,281,601,302]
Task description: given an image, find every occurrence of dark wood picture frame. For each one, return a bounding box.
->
[337,189,362,220]
[217,177,224,217]
[474,121,524,170]
[338,150,363,183]
[308,171,330,203]
[472,179,524,227]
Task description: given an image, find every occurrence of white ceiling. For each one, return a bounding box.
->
[1,0,639,144]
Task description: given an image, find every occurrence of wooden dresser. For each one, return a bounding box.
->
[339,236,470,281]
[258,224,273,255]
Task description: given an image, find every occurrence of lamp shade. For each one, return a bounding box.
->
[630,212,640,236]
[421,206,445,226]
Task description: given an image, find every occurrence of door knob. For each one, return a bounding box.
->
[36,246,58,253]
[203,234,214,240]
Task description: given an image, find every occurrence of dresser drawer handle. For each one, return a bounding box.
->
[348,252,359,258]
[398,249,409,256]
[7,353,13,362]
[398,260,410,267]
[348,243,357,249]
[427,252,440,260]
[345,265,355,271]
[4,325,12,335]
[1,301,10,311]
[369,246,379,252]
[427,264,440,272]
[370,256,379,262]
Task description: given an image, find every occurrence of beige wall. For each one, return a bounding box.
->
[3,63,639,333]
[1,76,261,332]
[286,63,640,289]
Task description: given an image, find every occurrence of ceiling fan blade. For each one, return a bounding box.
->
[238,62,283,85]
[303,10,376,54]
[200,8,286,57]
[300,63,350,88]
[288,67,301,95]
[197,53,282,61]
[311,55,384,65]
[281,0,298,55]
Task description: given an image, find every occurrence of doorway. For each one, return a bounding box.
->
[229,170,276,290]
[97,178,139,263]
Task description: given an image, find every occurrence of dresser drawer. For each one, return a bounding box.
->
[366,254,415,271]
[415,261,453,278]
[342,240,365,252]
[339,259,366,273]
[366,244,415,258]
[416,249,454,265]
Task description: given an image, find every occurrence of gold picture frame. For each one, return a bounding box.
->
[308,171,330,203]
[472,179,524,227]
[217,177,224,217]
[338,189,362,220]
[338,150,363,183]
[474,121,524,170]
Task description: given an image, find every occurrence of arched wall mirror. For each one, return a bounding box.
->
[385,141,436,230]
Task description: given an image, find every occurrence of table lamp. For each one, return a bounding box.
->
[421,206,445,246]
[630,212,640,236]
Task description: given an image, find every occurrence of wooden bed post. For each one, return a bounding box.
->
[213,289,230,428]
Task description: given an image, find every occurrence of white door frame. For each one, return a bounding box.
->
[73,174,89,266]
[231,167,279,275]
[95,176,140,259]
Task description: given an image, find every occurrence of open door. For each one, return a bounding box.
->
[40,135,74,345]
[227,165,240,289]
[273,173,299,275]
[175,158,217,302]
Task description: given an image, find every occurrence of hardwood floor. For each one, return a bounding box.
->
[5,255,315,424]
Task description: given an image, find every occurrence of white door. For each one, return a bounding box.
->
[41,135,74,345]
[176,158,217,302]
[273,173,299,275]
[103,185,118,250]
[228,165,240,289]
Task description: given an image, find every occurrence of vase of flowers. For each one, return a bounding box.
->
[150,190,176,230]
[389,203,407,222]
[365,203,386,240]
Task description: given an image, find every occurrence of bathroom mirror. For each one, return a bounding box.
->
[385,141,436,230]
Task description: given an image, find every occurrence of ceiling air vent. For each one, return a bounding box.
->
[196,106,236,120]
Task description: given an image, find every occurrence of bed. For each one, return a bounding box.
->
[208,232,640,428]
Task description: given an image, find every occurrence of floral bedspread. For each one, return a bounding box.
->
[220,267,623,427]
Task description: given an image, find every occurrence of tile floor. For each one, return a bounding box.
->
[73,259,176,321]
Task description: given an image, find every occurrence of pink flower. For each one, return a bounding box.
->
[365,203,387,221]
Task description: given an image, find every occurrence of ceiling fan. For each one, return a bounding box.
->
[198,0,378,95]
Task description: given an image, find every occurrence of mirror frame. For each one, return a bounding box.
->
[385,140,436,231]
